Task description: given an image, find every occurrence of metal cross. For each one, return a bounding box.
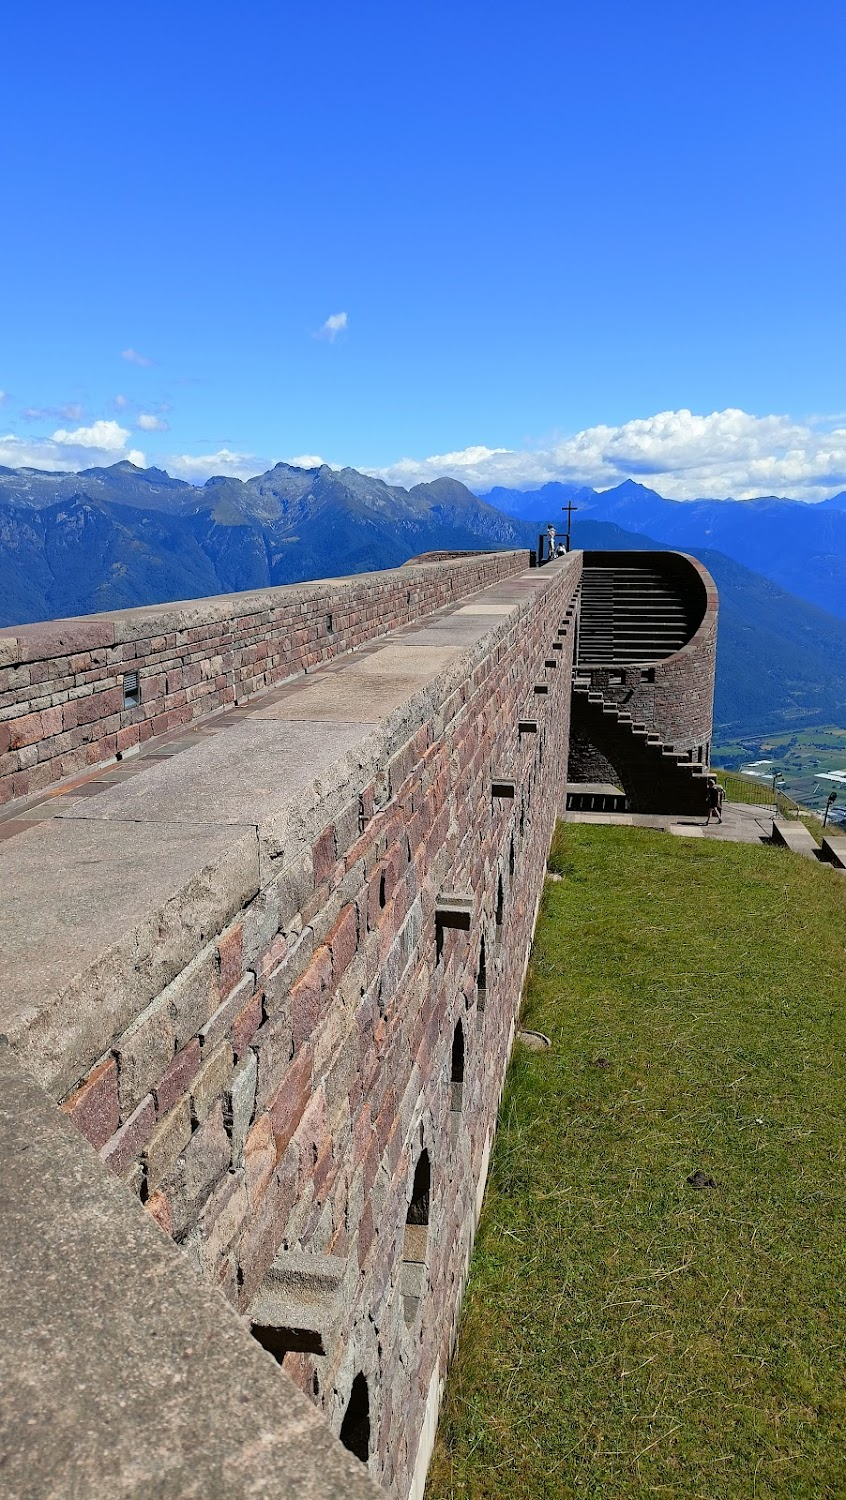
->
[561,500,579,552]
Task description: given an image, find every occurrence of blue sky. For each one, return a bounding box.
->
[2,0,845,498]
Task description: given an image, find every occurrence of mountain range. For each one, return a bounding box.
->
[3,460,846,745]
[484,478,846,621]
[0,462,535,626]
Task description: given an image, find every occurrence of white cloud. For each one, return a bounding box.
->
[51,419,131,451]
[22,402,85,422]
[121,347,154,367]
[313,311,348,343]
[284,453,326,469]
[163,448,264,483]
[113,393,130,410]
[367,409,846,500]
[0,419,141,473]
[137,413,170,432]
[127,449,147,467]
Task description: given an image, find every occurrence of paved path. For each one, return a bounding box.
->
[565,800,778,846]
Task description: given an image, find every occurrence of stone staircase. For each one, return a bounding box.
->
[571,680,711,815]
[577,564,690,665]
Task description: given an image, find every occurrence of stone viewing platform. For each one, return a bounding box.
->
[0,546,718,1498]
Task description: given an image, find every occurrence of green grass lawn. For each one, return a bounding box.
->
[427,826,846,1500]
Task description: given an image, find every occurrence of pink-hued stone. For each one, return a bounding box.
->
[60,1056,120,1150]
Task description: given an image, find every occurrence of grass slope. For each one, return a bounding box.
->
[427,826,846,1500]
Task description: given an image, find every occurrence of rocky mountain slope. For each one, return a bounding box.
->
[0,461,535,626]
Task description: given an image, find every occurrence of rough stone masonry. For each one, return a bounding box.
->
[0,546,714,1499]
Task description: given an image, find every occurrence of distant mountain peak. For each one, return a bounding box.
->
[599,478,666,502]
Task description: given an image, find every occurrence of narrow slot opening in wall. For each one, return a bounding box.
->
[379,871,386,909]
[477,934,487,1001]
[123,670,140,709]
[496,872,504,928]
[339,1372,370,1463]
[451,1020,465,1113]
[401,1149,430,1327]
[326,613,334,636]
[509,832,515,880]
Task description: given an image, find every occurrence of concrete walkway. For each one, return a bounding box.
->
[565,800,778,846]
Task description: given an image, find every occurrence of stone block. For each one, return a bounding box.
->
[326,903,358,983]
[60,1054,119,1150]
[116,995,175,1117]
[192,1040,234,1124]
[153,1039,201,1118]
[237,1151,301,1306]
[312,827,336,886]
[263,927,314,1017]
[241,889,279,967]
[289,946,333,1049]
[228,1051,258,1160]
[198,971,255,1054]
[244,1113,277,1206]
[269,1045,314,1159]
[164,947,219,1050]
[161,1100,231,1237]
[9,619,114,663]
[253,1009,295,1112]
[248,1249,349,1355]
[9,711,45,750]
[145,1095,192,1192]
[100,1094,156,1177]
[191,1169,249,1278]
[217,921,243,999]
[274,852,315,933]
[232,990,263,1058]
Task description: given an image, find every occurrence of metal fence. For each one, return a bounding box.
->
[714,770,801,820]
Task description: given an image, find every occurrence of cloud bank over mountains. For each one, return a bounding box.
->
[369,409,846,499]
[0,420,147,473]
[2,406,846,500]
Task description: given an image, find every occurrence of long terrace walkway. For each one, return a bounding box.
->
[564,800,782,845]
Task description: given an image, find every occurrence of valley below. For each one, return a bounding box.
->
[713,725,846,821]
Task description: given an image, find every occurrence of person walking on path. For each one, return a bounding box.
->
[705,778,723,825]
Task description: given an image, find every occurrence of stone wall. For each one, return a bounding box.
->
[2,553,581,1498]
[0,551,527,809]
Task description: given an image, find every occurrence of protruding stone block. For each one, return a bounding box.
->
[435,894,473,931]
[249,1249,348,1357]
